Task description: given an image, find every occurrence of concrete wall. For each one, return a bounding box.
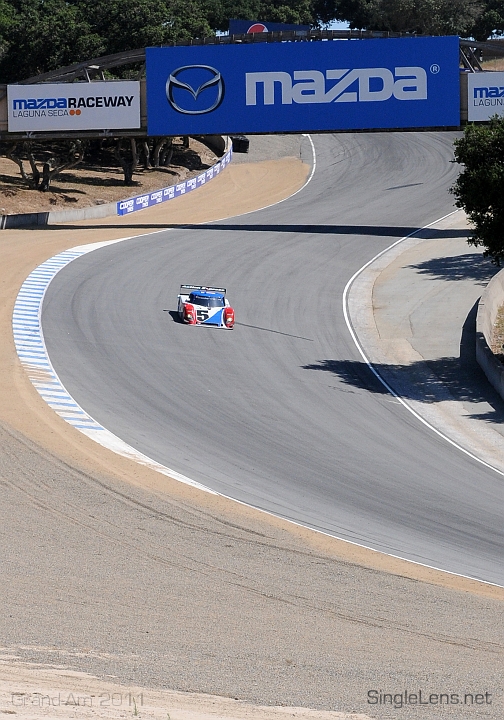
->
[476,268,504,399]
[197,135,227,156]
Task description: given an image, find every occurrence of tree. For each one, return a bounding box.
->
[311,0,340,24]
[0,0,217,82]
[4,139,85,191]
[0,0,14,62]
[334,0,483,35]
[451,117,504,265]
[470,0,504,39]
[0,0,104,83]
[72,0,213,55]
[163,0,214,41]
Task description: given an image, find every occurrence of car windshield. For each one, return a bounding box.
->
[190,294,224,308]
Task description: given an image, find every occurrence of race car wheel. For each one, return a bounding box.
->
[183,303,196,324]
[224,307,235,328]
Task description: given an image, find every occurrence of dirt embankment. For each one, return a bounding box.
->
[0,137,218,215]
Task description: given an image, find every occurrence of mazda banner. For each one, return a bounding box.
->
[146,37,460,136]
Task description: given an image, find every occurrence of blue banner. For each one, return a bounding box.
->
[116,147,232,216]
[228,19,310,34]
[146,37,460,136]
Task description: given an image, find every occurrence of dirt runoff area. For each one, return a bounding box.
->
[0,661,371,720]
[0,137,218,215]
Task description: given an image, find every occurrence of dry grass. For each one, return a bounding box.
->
[481,57,504,71]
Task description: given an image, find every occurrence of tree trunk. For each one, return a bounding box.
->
[6,144,33,188]
[26,144,41,189]
[46,141,85,190]
[4,140,85,191]
[142,140,151,170]
[152,138,167,168]
[115,138,138,185]
[40,162,51,191]
[161,142,173,167]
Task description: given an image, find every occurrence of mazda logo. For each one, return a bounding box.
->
[166,65,224,115]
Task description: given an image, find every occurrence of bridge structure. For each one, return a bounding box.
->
[0,32,503,142]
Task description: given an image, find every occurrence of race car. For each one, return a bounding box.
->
[177,285,235,328]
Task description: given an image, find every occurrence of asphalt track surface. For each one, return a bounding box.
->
[42,132,504,587]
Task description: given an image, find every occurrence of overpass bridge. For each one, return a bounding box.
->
[0,33,502,142]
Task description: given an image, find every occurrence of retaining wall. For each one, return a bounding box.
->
[476,268,504,399]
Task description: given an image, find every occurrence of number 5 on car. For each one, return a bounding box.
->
[177,285,235,328]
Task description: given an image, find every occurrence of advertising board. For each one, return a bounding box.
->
[7,81,140,132]
[117,146,232,216]
[467,71,504,121]
[228,19,310,34]
[146,37,460,136]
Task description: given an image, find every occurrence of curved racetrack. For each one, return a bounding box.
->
[42,133,504,586]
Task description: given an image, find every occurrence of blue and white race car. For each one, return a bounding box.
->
[177,285,235,328]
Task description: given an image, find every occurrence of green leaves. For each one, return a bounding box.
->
[0,0,215,81]
[0,0,104,82]
[0,0,500,84]
[452,117,504,265]
[471,0,504,39]
[0,0,335,82]
[334,0,483,34]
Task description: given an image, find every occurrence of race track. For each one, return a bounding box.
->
[42,132,504,586]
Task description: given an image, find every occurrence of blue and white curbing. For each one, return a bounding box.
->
[13,240,215,493]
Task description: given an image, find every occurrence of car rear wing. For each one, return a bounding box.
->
[179,284,226,294]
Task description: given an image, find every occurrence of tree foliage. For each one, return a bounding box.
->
[1,0,504,83]
[334,0,483,35]
[451,117,504,265]
[471,0,504,39]
[0,0,104,82]
[0,0,215,82]
[0,0,335,83]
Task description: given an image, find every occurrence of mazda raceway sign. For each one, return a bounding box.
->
[146,36,460,136]
[7,81,140,132]
[467,71,504,121]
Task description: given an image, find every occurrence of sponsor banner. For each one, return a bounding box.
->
[146,37,460,135]
[467,71,504,121]
[7,81,140,132]
[228,19,310,34]
[116,147,232,216]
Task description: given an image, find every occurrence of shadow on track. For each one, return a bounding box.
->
[303,301,504,424]
[406,253,497,285]
[33,223,469,239]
